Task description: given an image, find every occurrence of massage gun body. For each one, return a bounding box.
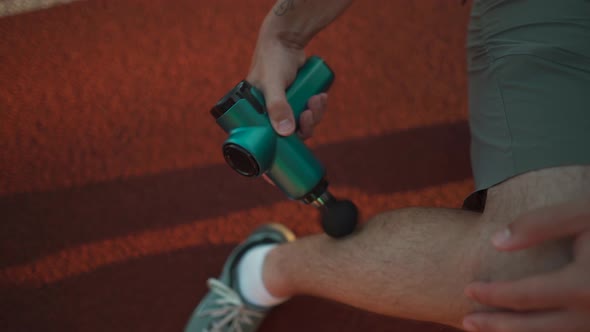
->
[211,56,357,237]
[211,56,333,203]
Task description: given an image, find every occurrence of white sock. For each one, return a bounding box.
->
[237,244,289,307]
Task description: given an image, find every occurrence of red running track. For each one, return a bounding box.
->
[0,1,473,331]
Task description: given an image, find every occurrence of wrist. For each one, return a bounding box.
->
[257,12,309,51]
[246,34,306,86]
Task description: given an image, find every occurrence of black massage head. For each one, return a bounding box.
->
[320,198,358,238]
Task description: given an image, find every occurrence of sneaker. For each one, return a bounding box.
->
[184,223,296,332]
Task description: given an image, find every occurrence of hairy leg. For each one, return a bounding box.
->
[262,165,589,328]
[266,207,483,327]
[473,166,590,284]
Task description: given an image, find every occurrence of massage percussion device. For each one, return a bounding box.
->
[211,56,358,238]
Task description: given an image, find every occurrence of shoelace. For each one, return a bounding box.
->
[197,278,264,332]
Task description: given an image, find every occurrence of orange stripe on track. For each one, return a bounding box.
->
[0,180,473,287]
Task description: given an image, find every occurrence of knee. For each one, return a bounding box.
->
[473,216,573,284]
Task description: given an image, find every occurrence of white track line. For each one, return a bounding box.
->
[0,0,81,17]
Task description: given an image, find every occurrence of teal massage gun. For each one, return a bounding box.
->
[211,56,358,238]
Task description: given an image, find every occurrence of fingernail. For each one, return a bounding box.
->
[463,319,479,332]
[320,93,328,106]
[309,96,321,110]
[277,119,293,135]
[492,228,511,247]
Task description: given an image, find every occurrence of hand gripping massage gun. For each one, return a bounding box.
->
[210,56,358,238]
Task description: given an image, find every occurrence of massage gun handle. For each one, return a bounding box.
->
[250,56,335,122]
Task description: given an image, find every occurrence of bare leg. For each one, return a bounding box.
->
[262,166,589,328]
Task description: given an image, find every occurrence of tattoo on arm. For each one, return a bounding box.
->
[274,0,295,16]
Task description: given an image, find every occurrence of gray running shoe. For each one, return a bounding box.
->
[184,223,296,332]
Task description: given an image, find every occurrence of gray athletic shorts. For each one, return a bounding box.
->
[463,0,590,211]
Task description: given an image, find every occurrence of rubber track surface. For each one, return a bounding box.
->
[0,1,473,331]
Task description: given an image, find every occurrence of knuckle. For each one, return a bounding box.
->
[266,98,286,112]
[268,107,291,121]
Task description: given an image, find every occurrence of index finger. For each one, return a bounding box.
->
[493,199,590,251]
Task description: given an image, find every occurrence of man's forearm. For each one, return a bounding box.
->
[259,0,353,49]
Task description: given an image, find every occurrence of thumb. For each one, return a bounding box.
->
[263,85,295,136]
